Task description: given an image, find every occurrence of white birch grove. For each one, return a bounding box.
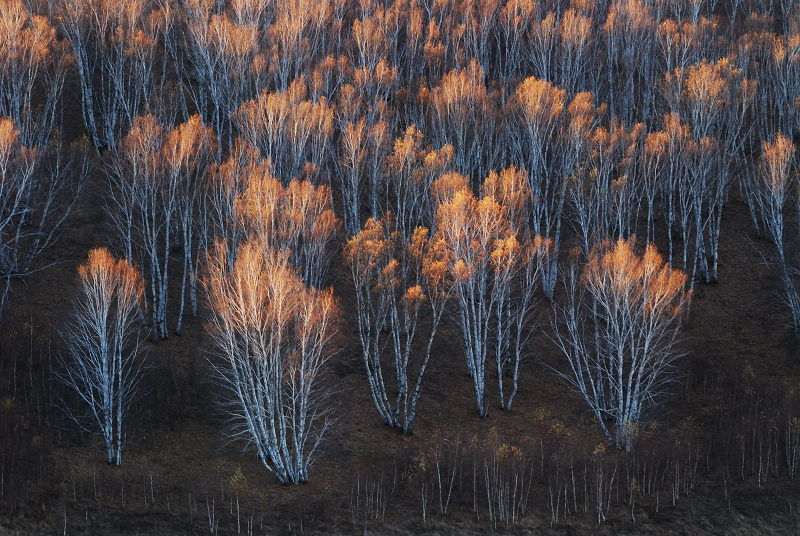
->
[511,76,568,299]
[204,239,337,484]
[428,60,499,186]
[481,168,548,411]
[58,248,147,466]
[0,0,70,148]
[431,170,546,417]
[234,77,335,187]
[51,0,170,149]
[107,115,215,339]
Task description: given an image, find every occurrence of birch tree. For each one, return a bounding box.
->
[345,216,452,433]
[429,59,498,186]
[0,0,69,148]
[0,117,87,319]
[432,181,521,417]
[235,168,339,289]
[511,76,568,299]
[58,248,147,466]
[162,115,215,333]
[205,238,338,484]
[235,77,334,187]
[553,238,690,451]
[183,1,262,153]
[752,134,800,338]
[52,0,168,149]
[481,167,548,410]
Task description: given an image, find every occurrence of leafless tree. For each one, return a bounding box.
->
[0,117,88,319]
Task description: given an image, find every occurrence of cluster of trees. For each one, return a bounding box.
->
[0,0,87,318]
[3,0,799,483]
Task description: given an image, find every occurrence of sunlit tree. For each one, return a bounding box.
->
[235,167,338,289]
[385,125,453,241]
[161,115,215,333]
[429,59,498,185]
[205,139,263,267]
[183,1,262,153]
[53,0,169,149]
[663,57,755,284]
[431,172,547,416]
[205,239,338,484]
[511,76,568,299]
[345,216,452,433]
[106,115,215,339]
[58,248,147,466]
[602,0,657,123]
[752,134,800,338]
[554,238,690,451]
[235,77,334,186]
[481,167,548,410]
[1,0,69,148]
[569,120,645,255]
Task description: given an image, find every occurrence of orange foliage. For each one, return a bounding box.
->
[759,134,795,195]
[583,238,688,317]
[515,77,567,125]
[79,247,144,307]
[161,115,215,172]
[481,167,531,234]
[560,8,593,49]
